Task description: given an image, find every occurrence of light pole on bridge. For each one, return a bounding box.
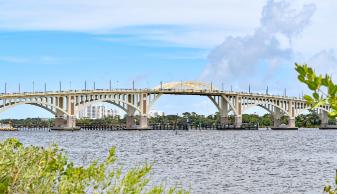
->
[4,82,7,94]
[266,86,269,95]
[132,80,135,90]
[109,80,112,90]
[59,81,62,92]
[44,83,47,93]
[32,81,35,93]
[18,83,20,93]
[93,82,96,90]
[249,84,251,93]
[84,80,87,90]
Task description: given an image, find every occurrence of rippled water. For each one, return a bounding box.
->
[1,129,337,193]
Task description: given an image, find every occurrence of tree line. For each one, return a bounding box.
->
[1,110,335,128]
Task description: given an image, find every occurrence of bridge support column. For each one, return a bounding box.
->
[287,100,297,128]
[139,93,149,129]
[320,111,329,128]
[220,116,229,125]
[288,117,296,128]
[52,96,78,130]
[139,116,148,129]
[126,116,135,129]
[220,97,229,125]
[273,108,282,127]
[234,115,242,128]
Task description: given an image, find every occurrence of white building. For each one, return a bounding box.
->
[149,110,164,118]
[77,105,118,119]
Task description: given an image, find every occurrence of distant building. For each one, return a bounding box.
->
[149,110,164,118]
[77,105,118,119]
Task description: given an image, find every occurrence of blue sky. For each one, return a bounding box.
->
[0,0,337,118]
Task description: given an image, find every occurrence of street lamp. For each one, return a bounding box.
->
[59,81,62,92]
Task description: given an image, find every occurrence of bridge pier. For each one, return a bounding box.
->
[320,111,329,128]
[234,115,242,128]
[288,117,296,128]
[220,116,229,125]
[273,108,282,127]
[53,116,78,130]
[139,116,148,129]
[126,116,135,129]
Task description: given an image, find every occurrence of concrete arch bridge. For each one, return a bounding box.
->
[0,81,331,129]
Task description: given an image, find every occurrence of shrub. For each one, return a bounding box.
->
[0,138,189,194]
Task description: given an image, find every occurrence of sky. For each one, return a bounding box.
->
[0,0,337,118]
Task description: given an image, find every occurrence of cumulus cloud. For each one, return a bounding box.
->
[307,50,337,81]
[202,0,316,89]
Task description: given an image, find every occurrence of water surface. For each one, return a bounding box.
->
[1,129,337,194]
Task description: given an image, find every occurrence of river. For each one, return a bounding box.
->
[1,129,336,194]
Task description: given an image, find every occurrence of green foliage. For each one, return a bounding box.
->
[295,110,321,128]
[295,63,337,118]
[0,138,189,194]
[323,171,337,194]
[296,63,337,193]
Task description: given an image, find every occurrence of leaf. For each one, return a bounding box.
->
[303,95,313,104]
[313,92,319,100]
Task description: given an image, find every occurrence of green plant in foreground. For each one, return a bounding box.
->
[295,63,337,193]
[0,138,189,194]
[295,63,337,117]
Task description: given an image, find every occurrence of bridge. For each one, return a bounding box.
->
[0,81,331,129]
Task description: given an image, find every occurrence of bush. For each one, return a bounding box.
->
[0,138,189,194]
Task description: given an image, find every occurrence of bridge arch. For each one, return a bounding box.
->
[76,98,141,115]
[242,103,290,117]
[154,81,217,91]
[0,101,70,116]
[149,81,236,115]
[296,106,330,116]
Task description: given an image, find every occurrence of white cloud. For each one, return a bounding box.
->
[0,0,265,48]
[307,50,337,81]
[201,0,318,91]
